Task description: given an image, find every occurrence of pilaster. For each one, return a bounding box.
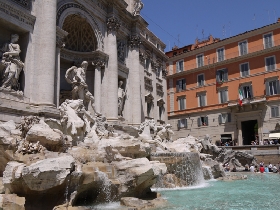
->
[106,16,120,122]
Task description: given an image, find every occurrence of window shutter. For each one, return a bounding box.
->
[197,117,201,127]
[176,80,179,92]
[277,80,280,94]
[183,79,186,90]
[220,91,224,103]
[202,94,206,106]
[227,113,231,122]
[224,69,228,81]
[205,116,209,126]
[249,85,253,98]
[276,107,279,117]
[218,115,222,124]
[265,81,270,96]
[271,57,275,70]
[216,71,220,82]
[176,62,179,73]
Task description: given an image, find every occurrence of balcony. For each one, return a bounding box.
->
[174,39,280,73]
[228,95,266,110]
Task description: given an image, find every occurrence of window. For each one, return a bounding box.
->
[198,116,208,127]
[197,92,206,107]
[219,88,228,103]
[239,40,248,56]
[265,56,276,71]
[240,63,249,77]
[177,118,187,129]
[263,33,273,49]
[217,48,225,62]
[266,79,279,96]
[197,54,204,67]
[271,106,279,118]
[197,74,204,86]
[159,106,164,120]
[145,58,150,70]
[147,102,152,117]
[176,60,184,72]
[156,67,161,78]
[178,97,186,110]
[218,113,231,124]
[216,69,228,83]
[176,78,186,92]
[240,85,253,99]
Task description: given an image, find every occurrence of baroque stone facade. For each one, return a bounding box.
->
[0,0,168,126]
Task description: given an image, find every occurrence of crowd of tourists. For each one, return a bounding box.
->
[245,161,280,173]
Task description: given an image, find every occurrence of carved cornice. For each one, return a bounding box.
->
[56,26,68,49]
[107,16,120,32]
[0,0,36,31]
[128,35,141,49]
[11,0,31,10]
[92,50,109,67]
[61,48,94,63]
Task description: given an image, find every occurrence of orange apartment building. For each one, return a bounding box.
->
[166,19,280,145]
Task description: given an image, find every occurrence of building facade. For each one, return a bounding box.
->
[167,19,280,145]
[0,0,168,126]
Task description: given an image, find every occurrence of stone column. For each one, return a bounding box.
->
[27,0,57,105]
[55,27,68,108]
[92,50,108,113]
[106,16,120,122]
[127,35,142,125]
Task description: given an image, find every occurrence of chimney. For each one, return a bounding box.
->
[278,17,280,23]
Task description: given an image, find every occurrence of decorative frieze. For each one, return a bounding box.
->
[56,26,68,49]
[107,16,120,32]
[128,35,141,49]
[0,0,36,31]
[11,0,31,10]
[92,50,109,67]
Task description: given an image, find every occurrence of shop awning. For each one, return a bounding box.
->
[268,133,280,139]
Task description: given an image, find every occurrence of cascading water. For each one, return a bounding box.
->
[96,170,114,203]
[202,165,215,180]
[151,152,205,188]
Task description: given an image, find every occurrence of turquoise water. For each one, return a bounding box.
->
[154,173,280,210]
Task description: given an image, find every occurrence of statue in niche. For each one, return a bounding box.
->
[118,80,126,116]
[65,61,99,115]
[133,0,144,16]
[0,34,24,91]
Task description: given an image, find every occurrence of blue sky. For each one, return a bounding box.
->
[141,0,280,52]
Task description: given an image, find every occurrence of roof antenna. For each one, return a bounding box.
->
[228,21,231,37]
[252,14,256,29]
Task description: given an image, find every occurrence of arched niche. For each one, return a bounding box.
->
[57,3,104,51]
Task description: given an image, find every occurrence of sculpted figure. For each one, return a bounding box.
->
[0,34,24,91]
[133,0,144,16]
[118,81,126,116]
[155,124,174,142]
[65,61,99,115]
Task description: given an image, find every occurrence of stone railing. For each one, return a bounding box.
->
[227,95,266,107]
[219,145,280,155]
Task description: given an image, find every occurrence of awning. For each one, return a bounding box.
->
[268,133,280,139]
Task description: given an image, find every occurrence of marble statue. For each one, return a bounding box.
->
[155,124,174,142]
[133,0,144,16]
[0,34,24,91]
[65,61,97,113]
[118,80,126,116]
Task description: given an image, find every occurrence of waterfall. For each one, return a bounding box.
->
[96,170,113,203]
[202,166,214,180]
[151,152,205,188]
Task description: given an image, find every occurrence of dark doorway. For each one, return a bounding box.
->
[241,120,258,145]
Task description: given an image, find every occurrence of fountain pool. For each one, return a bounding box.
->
[154,173,280,210]
[90,173,280,210]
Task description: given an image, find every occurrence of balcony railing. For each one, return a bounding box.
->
[175,39,280,73]
[228,95,266,107]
